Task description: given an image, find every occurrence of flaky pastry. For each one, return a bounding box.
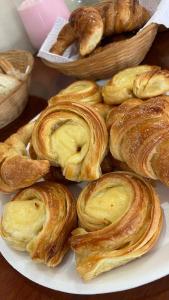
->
[48,80,102,106]
[102,65,159,105]
[32,102,108,182]
[50,1,149,56]
[0,181,77,267]
[109,96,169,186]
[70,172,162,280]
[0,123,49,193]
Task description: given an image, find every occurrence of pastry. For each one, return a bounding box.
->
[0,181,77,267]
[109,96,169,186]
[32,102,108,182]
[0,123,49,192]
[0,73,20,99]
[0,57,27,81]
[102,65,159,105]
[92,103,112,120]
[133,69,169,98]
[50,1,149,56]
[70,172,162,280]
[106,98,143,129]
[48,80,102,106]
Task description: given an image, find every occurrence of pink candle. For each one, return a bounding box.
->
[17,0,70,49]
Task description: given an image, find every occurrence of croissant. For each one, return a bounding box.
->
[0,123,49,193]
[109,96,169,186]
[32,102,108,181]
[70,172,162,281]
[48,80,102,106]
[102,65,160,105]
[50,1,149,56]
[0,181,76,267]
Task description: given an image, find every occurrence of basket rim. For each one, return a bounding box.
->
[0,79,27,106]
[42,23,158,68]
[0,49,34,75]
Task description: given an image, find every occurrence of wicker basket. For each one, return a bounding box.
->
[0,50,34,128]
[42,23,158,80]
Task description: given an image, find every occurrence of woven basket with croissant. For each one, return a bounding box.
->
[42,0,158,80]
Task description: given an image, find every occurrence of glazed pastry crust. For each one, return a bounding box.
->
[0,181,77,267]
[32,102,108,182]
[49,80,102,106]
[102,65,159,105]
[0,123,49,192]
[109,96,169,186]
[50,0,149,56]
[70,172,162,280]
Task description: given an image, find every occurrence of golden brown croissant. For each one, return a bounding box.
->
[0,123,50,193]
[109,96,169,186]
[50,1,149,56]
[32,102,108,182]
[0,181,77,267]
[70,172,162,281]
[102,65,159,105]
[48,80,102,106]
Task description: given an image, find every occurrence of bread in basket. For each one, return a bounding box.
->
[0,50,34,128]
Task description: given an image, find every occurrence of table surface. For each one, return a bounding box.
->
[1,30,169,300]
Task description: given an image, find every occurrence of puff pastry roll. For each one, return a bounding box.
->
[102,65,160,105]
[70,172,162,280]
[133,69,169,99]
[0,123,49,193]
[109,96,169,186]
[0,181,76,267]
[32,102,108,182]
[49,80,102,106]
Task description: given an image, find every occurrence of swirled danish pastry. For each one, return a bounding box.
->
[102,65,162,105]
[0,123,49,193]
[32,102,108,181]
[49,80,102,106]
[70,172,162,280]
[0,181,77,267]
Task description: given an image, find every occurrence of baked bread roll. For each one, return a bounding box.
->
[109,96,169,186]
[49,80,102,106]
[0,181,77,267]
[0,123,49,192]
[50,1,149,56]
[70,172,162,280]
[32,102,108,182]
[0,73,20,99]
[102,65,159,105]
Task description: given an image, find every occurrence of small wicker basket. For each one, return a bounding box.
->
[42,23,158,80]
[0,50,34,128]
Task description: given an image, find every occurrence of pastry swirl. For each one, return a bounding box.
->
[70,172,162,280]
[49,80,102,106]
[0,123,49,192]
[102,65,160,105]
[109,96,169,186]
[0,181,77,267]
[32,102,108,181]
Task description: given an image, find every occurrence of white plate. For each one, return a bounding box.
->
[0,181,169,294]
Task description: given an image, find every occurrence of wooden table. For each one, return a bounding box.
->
[1,30,169,300]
